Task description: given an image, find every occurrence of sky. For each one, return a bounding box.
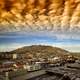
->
[0,31,80,52]
[0,0,80,53]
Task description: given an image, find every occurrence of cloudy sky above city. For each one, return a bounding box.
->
[0,31,80,52]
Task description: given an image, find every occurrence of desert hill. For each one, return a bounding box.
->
[10,45,69,58]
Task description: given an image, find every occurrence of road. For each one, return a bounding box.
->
[10,70,46,80]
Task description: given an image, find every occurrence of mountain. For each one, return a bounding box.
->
[10,45,69,58]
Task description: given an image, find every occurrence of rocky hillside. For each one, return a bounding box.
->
[10,45,69,58]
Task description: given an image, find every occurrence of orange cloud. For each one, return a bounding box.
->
[0,0,80,32]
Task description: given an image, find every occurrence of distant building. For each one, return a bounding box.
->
[0,52,15,59]
[48,56,61,63]
[0,52,27,60]
[13,54,17,59]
